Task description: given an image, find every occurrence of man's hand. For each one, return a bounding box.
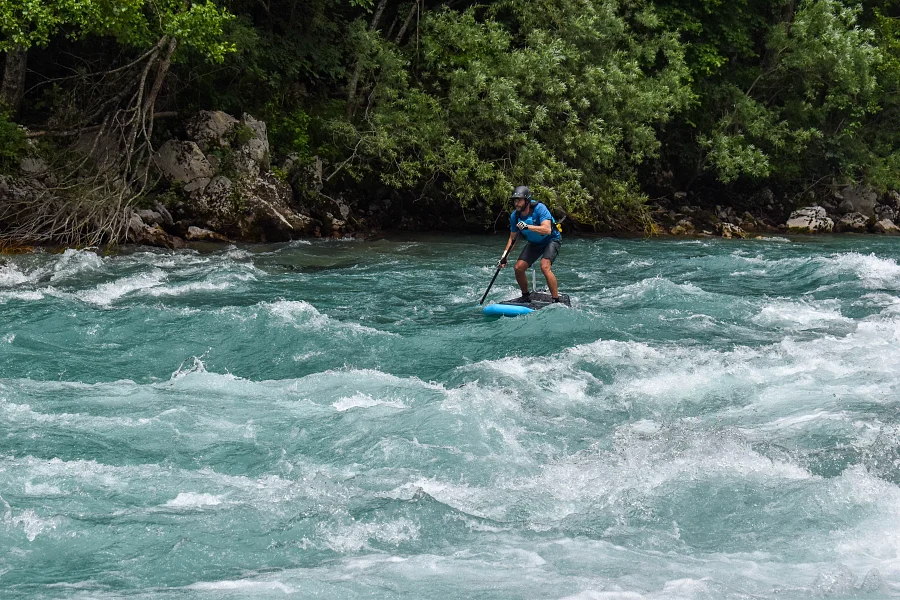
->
[498,256,509,268]
[516,221,529,232]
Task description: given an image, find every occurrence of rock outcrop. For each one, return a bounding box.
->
[785,206,834,233]
[154,111,316,242]
[154,141,214,194]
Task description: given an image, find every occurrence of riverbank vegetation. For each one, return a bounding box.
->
[2,0,900,242]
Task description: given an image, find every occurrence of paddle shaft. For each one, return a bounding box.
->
[480,234,520,305]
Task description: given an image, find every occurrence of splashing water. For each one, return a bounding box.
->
[1,235,899,599]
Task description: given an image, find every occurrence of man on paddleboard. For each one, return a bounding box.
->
[498,186,562,303]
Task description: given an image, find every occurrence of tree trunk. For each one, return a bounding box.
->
[347,0,389,117]
[395,2,419,44]
[0,48,27,114]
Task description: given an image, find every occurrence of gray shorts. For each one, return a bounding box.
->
[518,239,561,267]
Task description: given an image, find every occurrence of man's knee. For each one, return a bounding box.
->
[514,261,528,273]
[540,260,554,274]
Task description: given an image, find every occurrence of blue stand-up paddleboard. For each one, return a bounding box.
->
[483,291,571,317]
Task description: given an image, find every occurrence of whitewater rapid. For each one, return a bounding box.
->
[1,235,899,598]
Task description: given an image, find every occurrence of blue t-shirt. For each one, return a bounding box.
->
[510,202,561,245]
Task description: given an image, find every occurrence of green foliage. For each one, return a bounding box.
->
[231,124,256,146]
[0,112,27,174]
[333,0,692,227]
[698,0,881,184]
[0,0,234,62]
[266,105,313,163]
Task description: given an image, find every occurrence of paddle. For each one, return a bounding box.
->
[480,233,520,305]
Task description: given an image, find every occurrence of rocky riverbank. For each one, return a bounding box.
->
[648,185,900,239]
[4,110,900,249]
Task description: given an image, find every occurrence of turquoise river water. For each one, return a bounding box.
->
[1,234,899,599]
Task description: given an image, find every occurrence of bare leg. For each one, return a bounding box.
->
[514,260,530,295]
[541,258,559,298]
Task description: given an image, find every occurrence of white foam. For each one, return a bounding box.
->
[163,493,223,508]
[50,249,104,281]
[5,508,59,541]
[265,299,329,328]
[264,300,397,336]
[0,290,43,302]
[143,280,233,297]
[559,592,645,600]
[0,263,33,286]
[818,252,900,290]
[78,270,166,306]
[752,299,853,331]
[186,580,295,593]
[321,517,420,553]
[333,392,406,412]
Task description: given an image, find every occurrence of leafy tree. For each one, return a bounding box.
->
[330,0,693,228]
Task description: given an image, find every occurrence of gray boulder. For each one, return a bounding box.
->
[137,209,164,226]
[186,110,239,152]
[184,171,312,242]
[127,212,185,249]
[152,201,174,226]
[786,206,834,233]
[186,226,230,242]
[717,222,746,239]
[19,157,48,175]
[885,190,900,210]
[837,212,868,233]
[233,114,271,178]
[874,218,900,235]
[837,199,855,215]
[839,184,878,217]
[159,111,315,242]
[153,141,213,193]
[670,218,695,236]
[876,205,897,222]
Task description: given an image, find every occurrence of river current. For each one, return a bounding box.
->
[1,234,899,599]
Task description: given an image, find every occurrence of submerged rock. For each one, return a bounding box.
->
[785,206,834,233]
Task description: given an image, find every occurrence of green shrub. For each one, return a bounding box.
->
[0,112,27,174]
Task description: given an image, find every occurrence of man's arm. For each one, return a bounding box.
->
[522,219,552,236]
